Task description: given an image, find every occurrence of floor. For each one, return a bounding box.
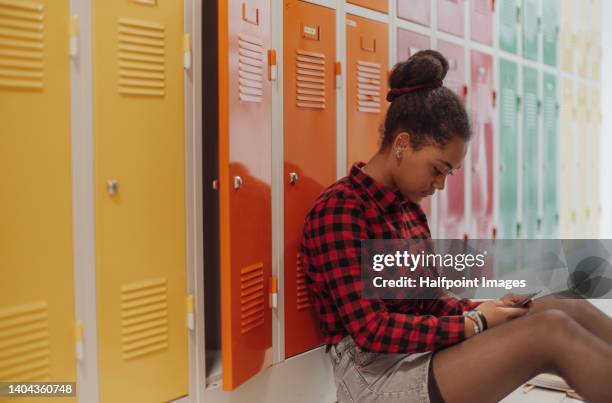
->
[501,385,582,403]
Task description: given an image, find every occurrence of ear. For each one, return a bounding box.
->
[392,132,412,153]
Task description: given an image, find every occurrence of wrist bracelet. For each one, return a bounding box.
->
[464,310,483,334]
[465,314,480,334]
[475,310,488,331]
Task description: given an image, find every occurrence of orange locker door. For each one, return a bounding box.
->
[219,0,273,390]
[347,0,388,14]
[346,14,389,169]
[283,0,335,358]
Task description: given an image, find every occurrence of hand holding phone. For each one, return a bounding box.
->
[514,290,542,307]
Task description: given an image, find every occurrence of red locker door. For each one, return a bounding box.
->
[283,0,335,358]
[436,41,467,238]
[470,51,494,238]
[397,0,431,27]
[471,0,493,45]
[347,0,388,14]
[346,14,389,169]
[437,0,464,37]
[219,0,272,390]
[397,28,431,62]
[396,28,432,217]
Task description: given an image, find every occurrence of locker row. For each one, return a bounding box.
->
[216,0,603,393]
[0,0,604,401]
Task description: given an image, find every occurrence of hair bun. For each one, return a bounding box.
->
[389,50,449,90]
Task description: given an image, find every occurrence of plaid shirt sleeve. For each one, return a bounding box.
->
[307,196,469,354]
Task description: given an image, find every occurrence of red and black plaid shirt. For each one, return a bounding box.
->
[301,161,480,354]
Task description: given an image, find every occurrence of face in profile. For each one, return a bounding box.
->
[390,133,467,204]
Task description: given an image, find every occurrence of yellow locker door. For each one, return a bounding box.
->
[590,88,601,236]
[0,0,76,401]
[575,84,587,238]
[92,1,187,402]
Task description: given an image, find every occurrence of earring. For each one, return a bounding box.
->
[396,149,402,160]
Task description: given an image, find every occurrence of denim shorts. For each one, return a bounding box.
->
[328,335,436,403]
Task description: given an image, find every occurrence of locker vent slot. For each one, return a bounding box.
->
[240,263,264,334]
[296,253,311,311]
[525,92,537,130]
[238,33,264,103]
[356,60,381,113]
[0,0,45,90]
[296,49,325,109]
[120,277,168,360]
[0,301,50,381]
[502,88,516,128]
[117,16,165,97]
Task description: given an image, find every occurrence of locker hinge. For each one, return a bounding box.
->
[183,33,192,70]
[516,7,521,24]
[269,276,278,309]
[186,294,195,330]
[537,17,542,33]
[537,100,542,114]
[491,0,495,12]
[335,61,342,88]
[491,90,496,108]
[75,320,84,361]
[268,49,277,81]
[69,15,78,58]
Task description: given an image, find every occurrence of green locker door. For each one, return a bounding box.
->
[522,0,538,60]
[542,0,559,66]
[522,67,539,238]
[542,73,558,237]
[0,1,76,400]
[499,59,519,239]
[499,0,519,53]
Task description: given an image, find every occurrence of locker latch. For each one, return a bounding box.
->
[184,33,192,70]
[69,15,78,58]
[269,276,278,309]
[75,320,84,361]
[461,85,468,103]
[186,294,195,330]
[335,61,342,88]
[268,49,277,81]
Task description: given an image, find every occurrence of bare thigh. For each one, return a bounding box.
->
[430,309,612,403]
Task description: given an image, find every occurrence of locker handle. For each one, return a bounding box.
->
[289,172,299,185]
[107,179,119,196]
[360,36,376,53]
[233,176,243,190]
[242,2,259,26]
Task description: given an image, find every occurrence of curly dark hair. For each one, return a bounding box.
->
[382,50,472,151]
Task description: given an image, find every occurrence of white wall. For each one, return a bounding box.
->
[600,1,612,237]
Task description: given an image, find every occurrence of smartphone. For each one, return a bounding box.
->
[515,290,542,307]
